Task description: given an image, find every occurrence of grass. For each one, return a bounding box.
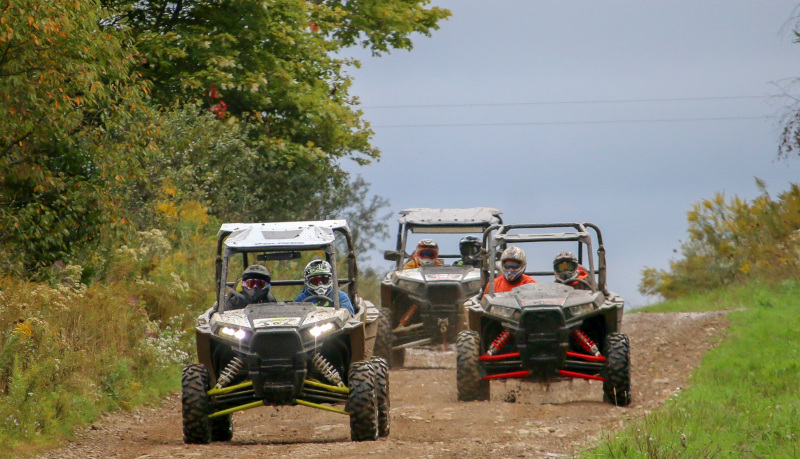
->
[583,279,800,458]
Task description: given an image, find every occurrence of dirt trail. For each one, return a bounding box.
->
[31,311,729,459]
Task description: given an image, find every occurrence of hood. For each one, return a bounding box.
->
[396,265,481,283]
[487,282,600,309]
[213,302,346,329]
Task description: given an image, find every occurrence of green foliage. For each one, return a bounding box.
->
[584,280,800,458]
[639,180,800,299]
[0,0,155,276]
[0,204,216,455]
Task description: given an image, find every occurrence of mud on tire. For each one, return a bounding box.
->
[603,333,632,406]
[347,360,379,441]
[456,330,490,401]
[374,310,393,364]
[371,357,391,437]
[182,364,212,444]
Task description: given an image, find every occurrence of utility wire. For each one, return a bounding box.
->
[372,115,779,128]
[361,95,783,110]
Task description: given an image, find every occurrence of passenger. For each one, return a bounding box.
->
[453,235,482,268]
[227,264,276,309]
[295,260,355,314]
[486,246,536,293]
[553,251,590,290]
[402,239,444,269]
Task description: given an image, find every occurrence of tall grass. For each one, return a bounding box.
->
[584,279,800,457]
[0,202,217,457]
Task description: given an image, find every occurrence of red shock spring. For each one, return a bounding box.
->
[399,304,418,326]
[572,329,600,356]
[487,329,512,356]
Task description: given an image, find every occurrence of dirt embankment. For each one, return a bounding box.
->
[31,311,729,459]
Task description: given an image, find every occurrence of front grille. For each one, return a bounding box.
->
[520,308,568,377]
[251,331,302,361]
[427,284,462,305]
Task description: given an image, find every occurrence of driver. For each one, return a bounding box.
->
[227,264,276,309]
[453,235,481,267]
[553,251,590,290]
[486,246,536,293]
[402,239,444,269]
[295,260,354,314]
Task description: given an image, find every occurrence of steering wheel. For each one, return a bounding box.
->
[556,277,594,290]
[226,285,249,303]
[302,294,335,306]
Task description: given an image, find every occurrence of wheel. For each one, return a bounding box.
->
[182,364,212,444]
[391,347,406,368]
[603,333,632,406]
[374,310,393,363]
[346,360,379,441]
[371,357,390,437]
[210,414,233,442]
[456,331,490,401]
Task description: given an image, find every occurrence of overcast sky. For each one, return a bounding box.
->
[340,0,800,308]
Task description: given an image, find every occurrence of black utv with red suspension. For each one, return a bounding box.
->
[457,222,631,406]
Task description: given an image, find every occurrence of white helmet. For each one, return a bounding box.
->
[500,246,526,282]
[304,260,333,296]
[415,239,439,266]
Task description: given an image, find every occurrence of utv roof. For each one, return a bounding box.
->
[218,220,349,249]
[398,207,502,227]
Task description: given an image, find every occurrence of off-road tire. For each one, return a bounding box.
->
[603,333,632,406]
[374,310,393,364]
[210,414,233,442]
[371,357,391,437]
[391,347,406,368]
[182,364,212,444]
[347,360,379,441]
[456,330,490,401]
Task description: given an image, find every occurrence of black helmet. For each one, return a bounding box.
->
[241,264,271,302]
[459,236,481,265]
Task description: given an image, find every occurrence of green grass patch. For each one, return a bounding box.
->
[584,279,800,457]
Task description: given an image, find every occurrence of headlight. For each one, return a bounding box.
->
[397,279,424,294]
[490,305,520,320]
[309,322,335,337]
[218,326,248,340]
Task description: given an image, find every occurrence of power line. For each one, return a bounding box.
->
[372,115,779,128]
[361,94,783,110]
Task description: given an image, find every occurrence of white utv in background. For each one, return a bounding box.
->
[183,220,389,443]
[376,207,502,367]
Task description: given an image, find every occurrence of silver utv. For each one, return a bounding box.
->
[377,207,502,367]
[182,220,389,444]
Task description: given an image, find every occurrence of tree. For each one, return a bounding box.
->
[99,0,449,221]
[0,0,151,274]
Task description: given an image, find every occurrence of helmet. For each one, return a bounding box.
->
[304,260,333,296]
[415,239,439,266]
[459,236,481,265]
[554,251,579,281]
[500,246,526,282]
[241,264,271,303]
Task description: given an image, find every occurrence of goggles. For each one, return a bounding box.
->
[503,262,521,271]
[242,278,269,290]
[555,261,578,273]
[307,274,331,286]
[418,249,437,259]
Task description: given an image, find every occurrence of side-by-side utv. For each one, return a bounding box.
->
[183,220,389,443]
[376,208,503,367]
[457,222,631,406]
